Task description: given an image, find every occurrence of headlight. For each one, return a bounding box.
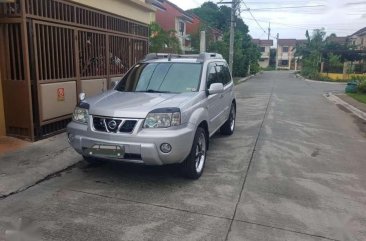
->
[143,110,181,128]
[72,107,89,124]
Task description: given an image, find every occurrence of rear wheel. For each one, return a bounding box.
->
[220,104,236,135]
[181,127,207,179]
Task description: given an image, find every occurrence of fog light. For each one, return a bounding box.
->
[160,143,172,153]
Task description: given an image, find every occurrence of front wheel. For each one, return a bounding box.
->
[220,104,236,135]
[181,127,207,179]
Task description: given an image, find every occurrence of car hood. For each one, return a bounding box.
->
[86,90,197,118]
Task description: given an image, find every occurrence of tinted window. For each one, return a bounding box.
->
[117,63,202,93]
[222,65,232,85]
[216,64,232,85]
[207,63,218,89]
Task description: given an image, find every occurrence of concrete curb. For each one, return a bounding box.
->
[236,75,254,84]
[295,74,346,85]
[324,92,366,121]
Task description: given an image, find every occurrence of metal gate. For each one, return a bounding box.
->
[0,0,149,140]
[0,22,34,139]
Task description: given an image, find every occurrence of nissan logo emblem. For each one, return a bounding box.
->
[108,120,117,130]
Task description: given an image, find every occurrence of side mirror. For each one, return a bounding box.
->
[208,83,224,95]
[111,80,119,89]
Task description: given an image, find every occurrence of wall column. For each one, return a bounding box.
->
[0,70,5,136]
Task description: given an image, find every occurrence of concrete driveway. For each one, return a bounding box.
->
[0,71,365,241]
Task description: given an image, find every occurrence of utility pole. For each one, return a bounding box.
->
[268,22,271,40]
[219,0,238,73]
[229,0,237,73]
[275,33,279,70]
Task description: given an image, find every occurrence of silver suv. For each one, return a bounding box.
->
[67,53,236,179]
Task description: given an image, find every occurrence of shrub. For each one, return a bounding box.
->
[359,80,366,93]
[317,75,333,81]
[351,75,366,82]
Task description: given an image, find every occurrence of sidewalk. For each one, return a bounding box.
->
[234,74,254,85]
[0,137,29,154]
[325,92,366,121]
[0,133,81,198]
[336,93,366,114]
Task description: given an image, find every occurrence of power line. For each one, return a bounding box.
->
[248,5,325,11]
[243,1,317,4]
[239,2,278,39]
[240,1,267,35]
[241,17,359,31]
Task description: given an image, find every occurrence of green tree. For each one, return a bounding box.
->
[189,2,248,34]
[320,52,343,74]
[189,2,260,77]
[208,32,260,77]
[149,22,182,54]
[296,29,326,79]
[296,30,364,79]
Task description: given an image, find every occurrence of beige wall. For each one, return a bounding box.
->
[0,70,5,136]
[259,59,269,68]
[71,0,155,24]
[354,35,366,50]
[261,46,270,58]
[40,82,77,121]
[277,45,295,69]
[258,45,271,68]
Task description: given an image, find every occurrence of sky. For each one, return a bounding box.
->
[168,0,366,41]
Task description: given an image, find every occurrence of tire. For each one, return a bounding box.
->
[181,127,208,179]
[220,103,236,136]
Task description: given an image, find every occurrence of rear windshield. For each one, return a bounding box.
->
[116,62,203,93]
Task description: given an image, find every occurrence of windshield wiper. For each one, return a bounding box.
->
[138,89,176,94]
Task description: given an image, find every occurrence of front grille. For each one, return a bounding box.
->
[120,120,137,133]
[92,116,138,133]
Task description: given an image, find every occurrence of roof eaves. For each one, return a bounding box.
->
[351,27,366,36]
[146,0,166,11]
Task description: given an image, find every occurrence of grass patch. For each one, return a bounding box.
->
[347,92,366,104]
[233,77,246,85]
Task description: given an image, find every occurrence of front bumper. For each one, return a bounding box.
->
[66,120,195,165]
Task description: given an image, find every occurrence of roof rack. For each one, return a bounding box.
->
[197,53,223,62]
[143,52,223,62]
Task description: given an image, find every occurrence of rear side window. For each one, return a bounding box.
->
[216,64,232,86]
[207,63,219,89]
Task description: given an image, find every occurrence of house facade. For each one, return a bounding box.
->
[252,39,273,68]
[276,39,307,70]
[155,0,193,53]
[0,0,156,140]
[276,39,297,70]
[349,27,366,50]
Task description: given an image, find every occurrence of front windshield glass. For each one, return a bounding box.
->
[116,63,202,93]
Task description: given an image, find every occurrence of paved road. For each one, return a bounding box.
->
[1,71,365,241]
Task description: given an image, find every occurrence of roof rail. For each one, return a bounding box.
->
[143,53,177,61]
[197,53,223,62]
[142,52,224,62]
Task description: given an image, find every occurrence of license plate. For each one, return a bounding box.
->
[85,144,124,159]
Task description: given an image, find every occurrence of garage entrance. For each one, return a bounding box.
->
[0,0,149,141]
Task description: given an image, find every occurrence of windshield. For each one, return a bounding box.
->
[116,62,203,93]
